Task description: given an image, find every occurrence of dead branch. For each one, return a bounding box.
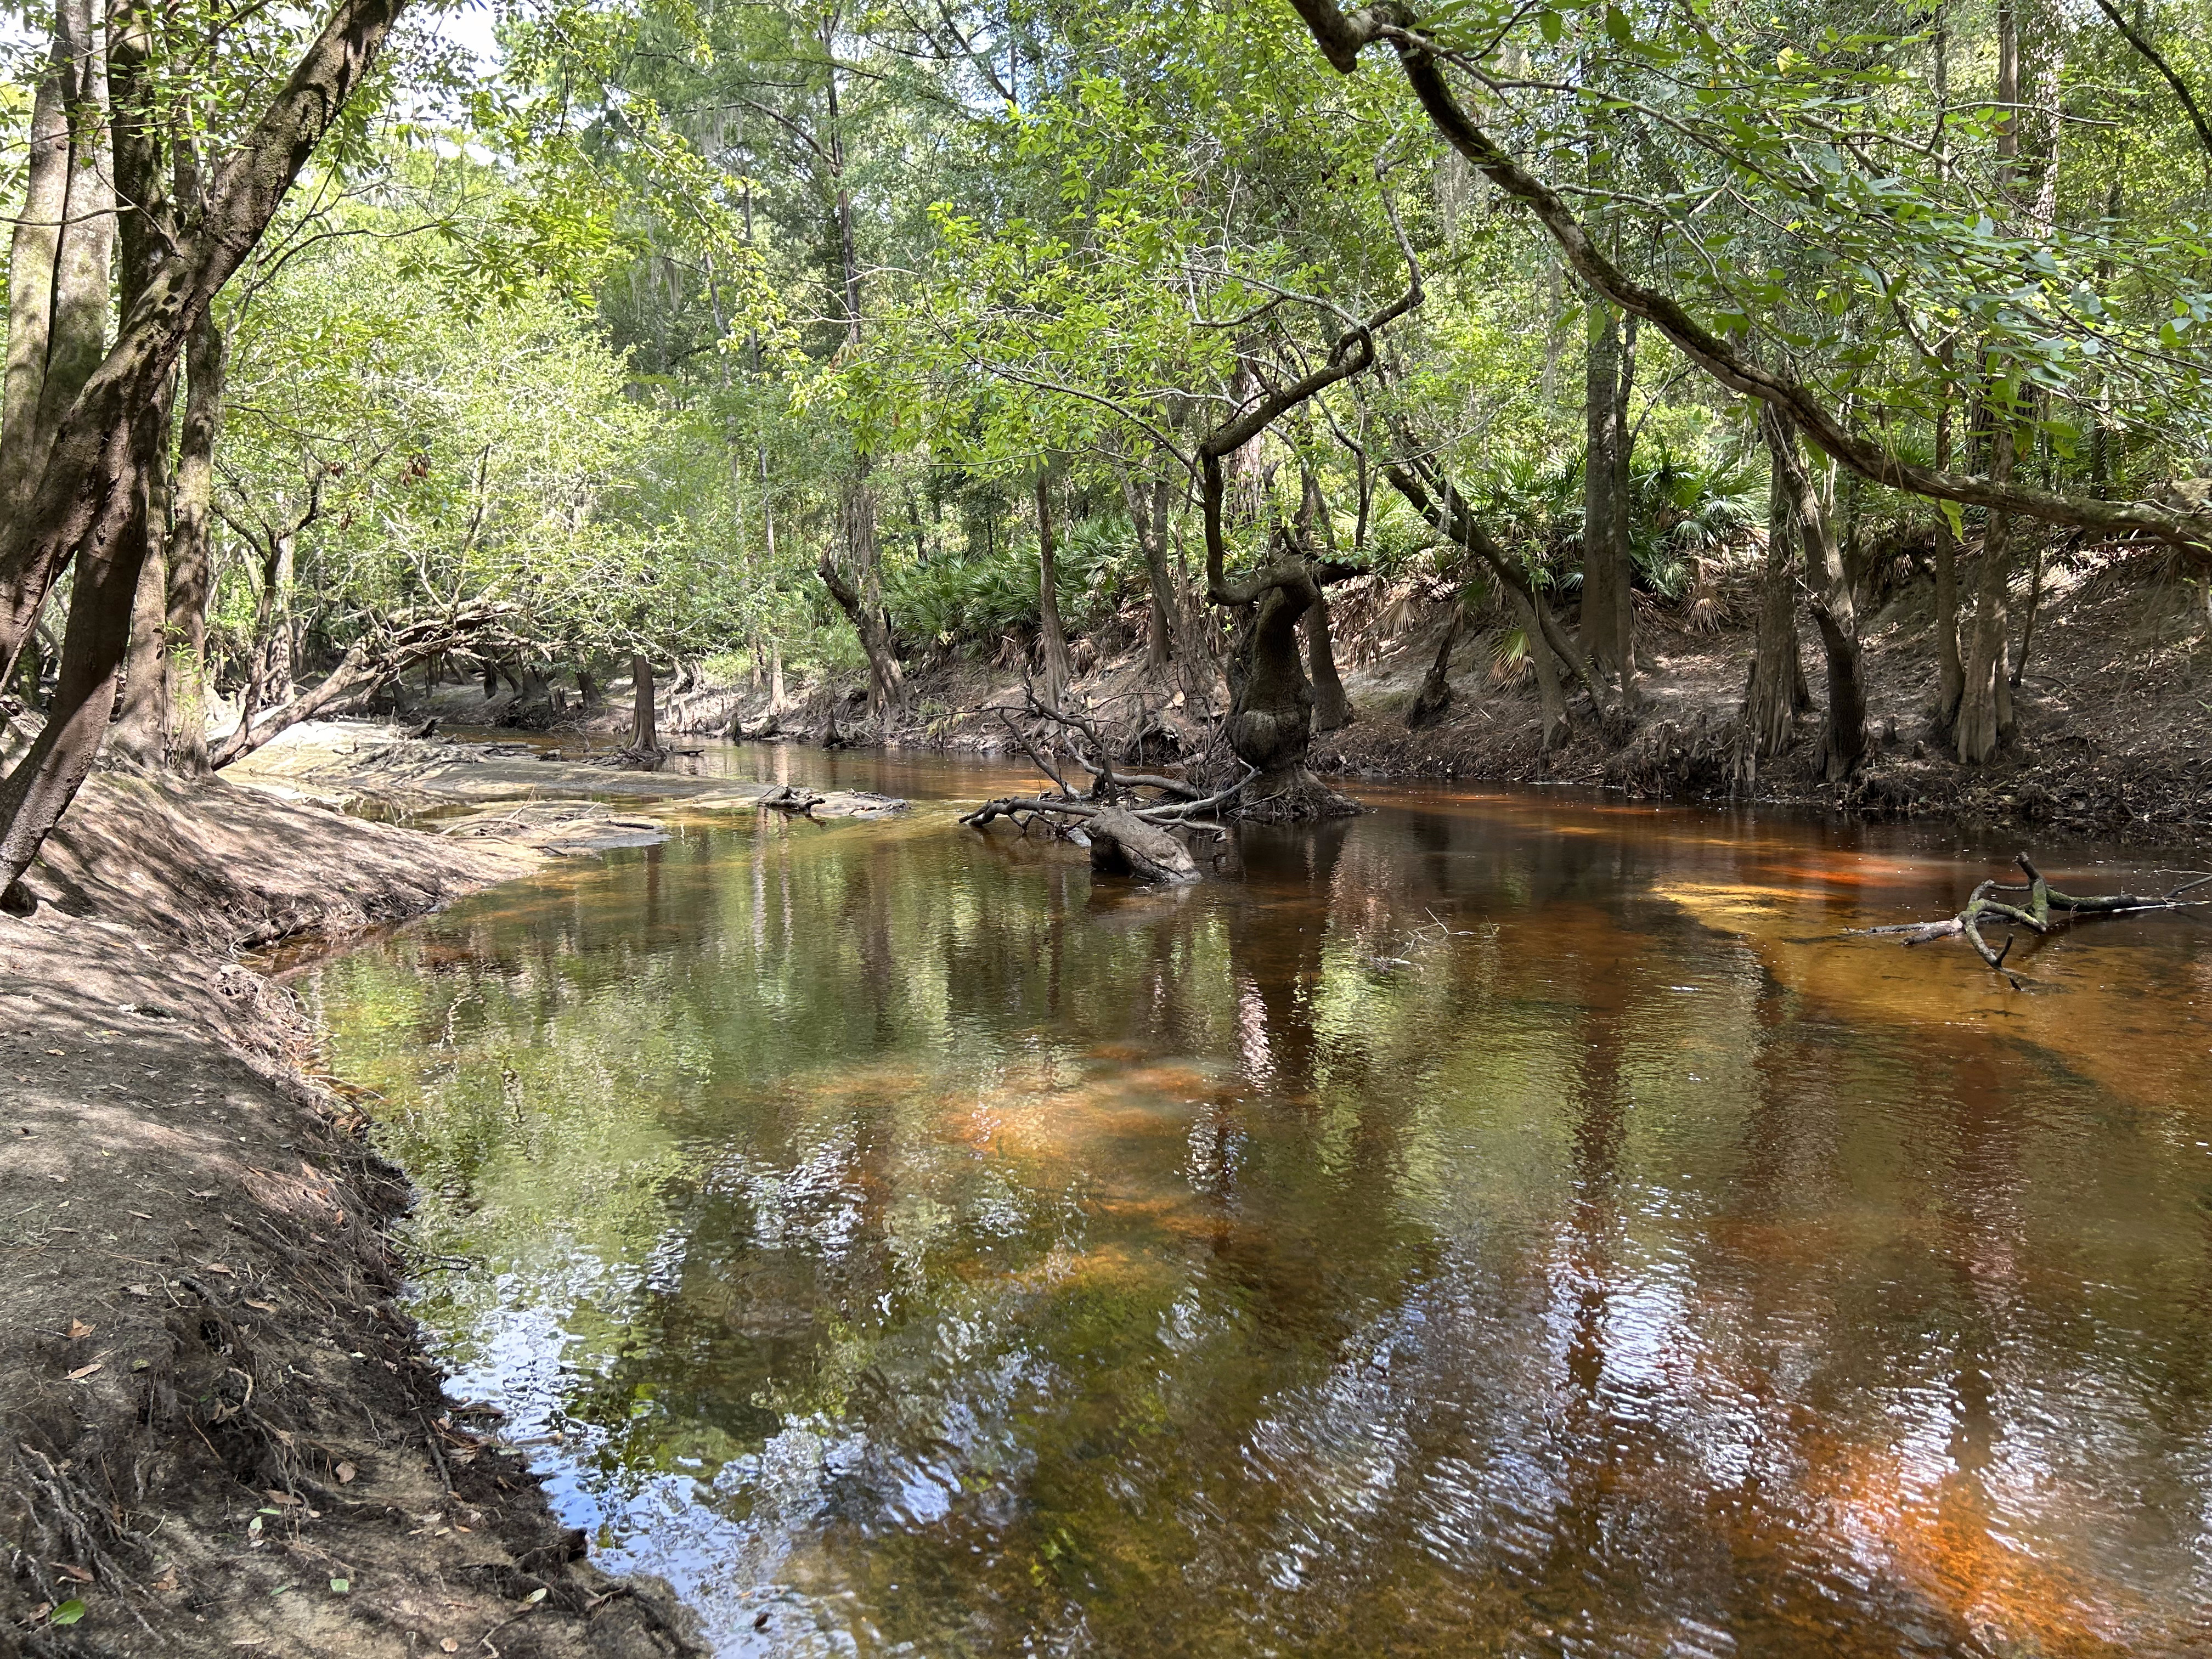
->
[1853,852,2212,986]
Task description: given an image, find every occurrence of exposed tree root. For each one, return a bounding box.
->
[1855,853,2212,986]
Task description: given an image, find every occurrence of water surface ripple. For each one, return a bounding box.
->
[304,749,2212,1657]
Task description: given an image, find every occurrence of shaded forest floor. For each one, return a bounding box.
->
[1,779,704,1656]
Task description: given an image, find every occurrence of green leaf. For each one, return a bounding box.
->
[331,1578,351,1594]
[50,1600,87,1627]
[1939,500,1965,539]
[1605,5,1634,42]
[1538,8,1565,41]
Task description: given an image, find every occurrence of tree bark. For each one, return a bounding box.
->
[163,291,225,777]
[1763,405,1866,780]
[107,416,173,768]
[0,0,415,896]
[1742,458,1804,766]
[0,67,69,533]
[1305,592,1353,732]
[1122,468,1179,669]
[817,554,906,732]
[1035,470,1071,709]
[33,0,115,450]
[1223,558,1323,803]
[1407,603,1462,730]
[1929,388,1966,733]
[1087,806,1200,884]
[1957,426,2017,764]
[1581,300,1636,694]
[630,652,658,753]
[104,0,178,772]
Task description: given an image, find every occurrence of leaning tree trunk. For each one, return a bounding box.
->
[1305,591,1354,732]
[1741,459,1805,771]
[630,653,659,753]
[1763,405,1866,780]
[0,0,114,672]
[1035,471,1071,709]
[0,0,416,898]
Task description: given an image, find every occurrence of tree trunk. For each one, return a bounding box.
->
[0,69,69,532]
[1763,405,1865,780]
[1035,470,1071,709]
[209,642,377,769]
[164,310,224,777]
[1407,604,1463,730]
[1514,584,1568,748]
[1122,469,1179,669]
[0,0,416,896]
[1741,459,1804,766]
[1581,300,1636,697]
[630,653,658,753]
[1224,564,1328,810]
[1305,591,1353,732]
[1087,806,1200,884]
[0,401,163,896]
[817,554,905,737]
[35,0,114,448]
[769,641,786,714]
[2011,532,2047,690]
[1957,411,2018,765]
[107,424,173,768]
[0,0,114,671]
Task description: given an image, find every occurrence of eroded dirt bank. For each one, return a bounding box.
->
[2,774,705,1656]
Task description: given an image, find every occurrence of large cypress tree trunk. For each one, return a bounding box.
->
[165,309,222,776]
[1224,562,1326,809]
[1035,470,1071,709]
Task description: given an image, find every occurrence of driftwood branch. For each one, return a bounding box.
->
[1853,852,2212,986]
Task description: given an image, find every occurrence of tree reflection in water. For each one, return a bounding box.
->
[305,750,2212,1657]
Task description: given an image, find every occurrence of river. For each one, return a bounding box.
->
[300,746,2212,1657]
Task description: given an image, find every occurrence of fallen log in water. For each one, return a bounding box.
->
[1855,853,2212,987]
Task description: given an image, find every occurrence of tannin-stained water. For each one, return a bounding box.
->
[303,748,2212,1657]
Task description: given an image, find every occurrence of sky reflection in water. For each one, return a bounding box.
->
[304,750,2212,1657]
